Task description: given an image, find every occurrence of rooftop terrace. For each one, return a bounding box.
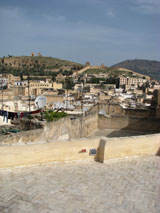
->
[0,156,159,213]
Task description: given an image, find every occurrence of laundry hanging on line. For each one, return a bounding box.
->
[0,109,42,123]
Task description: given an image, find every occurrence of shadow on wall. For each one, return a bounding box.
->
[156,147,160,156]
[106,130,149,138]
[98,115,160,138]
[122,117,160,133]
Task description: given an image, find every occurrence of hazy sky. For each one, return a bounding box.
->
[0,0,160,65]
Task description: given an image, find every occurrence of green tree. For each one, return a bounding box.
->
[64,77,75,90]
[20,71,23,81]
[44,111,67,122]
[62,70,73,76]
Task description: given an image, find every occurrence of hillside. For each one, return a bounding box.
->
[111,59,160,80]
[0,56,83,77]
[1,56,83,68]
[81,66,146,79]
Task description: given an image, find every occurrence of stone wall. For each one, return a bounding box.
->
[98,115,160,133]
[99,103,123,116]
[42,112,98,141]
[124,108,149,117]
[0,113,98,145]
[73,65,101,76]
[0,129,43,145]
[99,103,149,117]
[98,115,128,130]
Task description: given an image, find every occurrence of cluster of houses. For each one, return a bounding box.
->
[0,68,160,117]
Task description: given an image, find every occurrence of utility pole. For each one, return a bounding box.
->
[1,57,4,110]
[80,86,83,137]
[27,68,32,129]
[27,71,31,114]
[66,87,68,111]
[97,92,100,113]
[65,78,69,112]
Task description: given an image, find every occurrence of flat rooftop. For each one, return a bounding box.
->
[0,156,159,213]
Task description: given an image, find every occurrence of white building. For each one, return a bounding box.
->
[0,77,8,88]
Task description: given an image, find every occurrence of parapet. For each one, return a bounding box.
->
[0,133,160,168]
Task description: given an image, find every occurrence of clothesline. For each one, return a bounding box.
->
[0,109,42,123]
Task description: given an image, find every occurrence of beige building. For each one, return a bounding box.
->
[56,73,65,83]
[7,74,20,88]
[30,81,62,96]
[120,77,146,87]
[30,81,62,90]
[13,80,62,97]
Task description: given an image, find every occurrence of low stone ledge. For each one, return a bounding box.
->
[0,134,160,168]
[0,138,100,168]
[0,129,43,145]
[98,134,160,162]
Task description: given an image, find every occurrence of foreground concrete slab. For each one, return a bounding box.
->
[0,156,160,213]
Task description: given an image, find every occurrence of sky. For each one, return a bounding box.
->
[0,0,160,66]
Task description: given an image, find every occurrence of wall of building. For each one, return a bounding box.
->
[45,95,64,103]
[99,103,123,115]
[124,108,149,117]
[52,82,62,90]
[99,103,150,117]
[14,87,26,96]
[98,115,160,133]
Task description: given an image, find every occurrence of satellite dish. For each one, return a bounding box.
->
[83,107,88,112]
[99,110,106,116]
[35,96,46,109]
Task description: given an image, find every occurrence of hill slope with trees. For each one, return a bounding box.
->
[111,59,160,80]
[0,56,83,80]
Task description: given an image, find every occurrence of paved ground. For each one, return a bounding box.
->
[0,156,160,213]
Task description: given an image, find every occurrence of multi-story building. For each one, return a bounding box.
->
[29,81,62,90]
[14,80,62,96]
[120,77,146,87]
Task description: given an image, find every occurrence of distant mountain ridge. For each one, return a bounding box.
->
[111,59,160,80]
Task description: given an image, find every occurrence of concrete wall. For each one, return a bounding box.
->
[0,134,160,168]
[0,129,43,145]
[45,95,63,104]
[99,103,149,117]
[0,138,100,168]
[98,115,160,133]
[124,108,149,117]
[42,112,98,141]
[98,134,160,162]
[99,103,123,116]
[0,113,98,145]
